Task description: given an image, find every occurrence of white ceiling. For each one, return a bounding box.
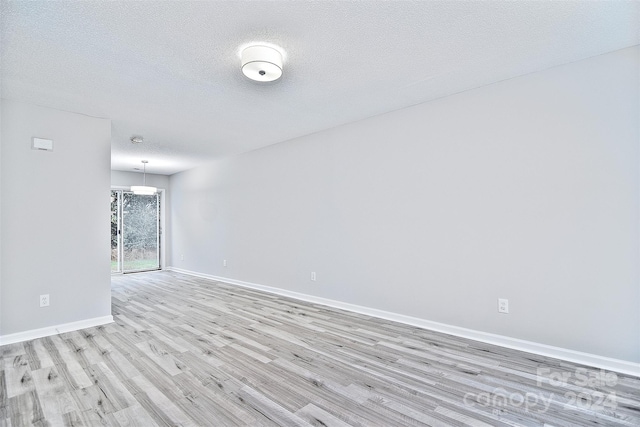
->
[2,1,638,175]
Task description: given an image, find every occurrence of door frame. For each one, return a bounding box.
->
[111,186,166,274]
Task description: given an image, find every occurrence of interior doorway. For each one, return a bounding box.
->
[111,190,161,273]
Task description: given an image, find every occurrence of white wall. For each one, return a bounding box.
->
[110,170,170,269]
[170,46,639,363]
[0,99,112,336]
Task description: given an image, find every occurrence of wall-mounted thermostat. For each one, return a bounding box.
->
[32,137,53,151]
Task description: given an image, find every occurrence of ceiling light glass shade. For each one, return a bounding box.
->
[131,185,157,195]
[241,45,283,82]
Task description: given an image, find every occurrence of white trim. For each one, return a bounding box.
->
[0,315,114,346]
[168,267,640,377]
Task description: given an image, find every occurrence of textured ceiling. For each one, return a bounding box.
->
[2,1,638,175]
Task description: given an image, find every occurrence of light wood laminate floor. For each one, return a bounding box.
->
[1,271,639,426]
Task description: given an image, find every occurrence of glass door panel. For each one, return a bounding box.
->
[111,190,121,273]
[121,192,160,272]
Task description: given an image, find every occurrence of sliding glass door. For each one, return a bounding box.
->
[111,191,121,272]
[111,190,161,273]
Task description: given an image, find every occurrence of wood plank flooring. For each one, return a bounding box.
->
[1,271,639,426]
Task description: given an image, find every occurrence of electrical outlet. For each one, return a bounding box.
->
[223,259,227,267]
[311,272,316,281]
[498,298,509,314]
[181,254,184,261]
[40,294,50,307]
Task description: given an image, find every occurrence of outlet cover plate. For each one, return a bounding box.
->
[498,298,509,314]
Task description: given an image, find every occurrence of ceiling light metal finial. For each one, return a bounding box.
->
[131,160,157,195]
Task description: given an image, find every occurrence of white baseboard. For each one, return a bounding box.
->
[0,315,114,346]
[168,267,640,377]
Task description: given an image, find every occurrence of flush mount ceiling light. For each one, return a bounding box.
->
[241,45,283,82]
[131,160,157,195]
[130,135,144,144]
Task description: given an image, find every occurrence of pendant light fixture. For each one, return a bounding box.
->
[131,160,157,195]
